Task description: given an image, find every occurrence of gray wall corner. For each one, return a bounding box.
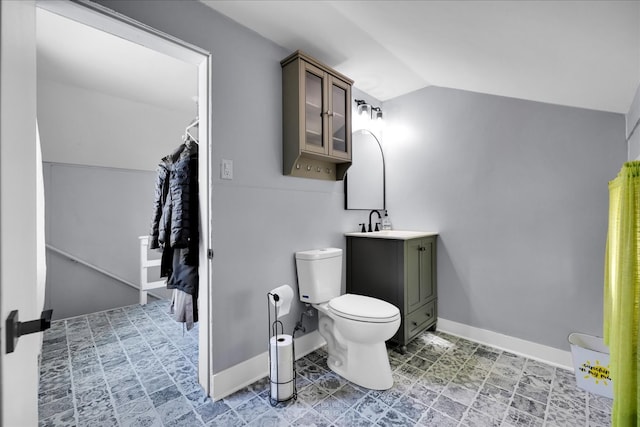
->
[627,82,640,160]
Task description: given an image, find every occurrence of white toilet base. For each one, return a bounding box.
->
[317,313,395,390]
[327,341,393,390]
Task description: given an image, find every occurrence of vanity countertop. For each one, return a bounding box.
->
[344,230,438,240]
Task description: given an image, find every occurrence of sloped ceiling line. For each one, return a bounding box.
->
[202,0,640,114]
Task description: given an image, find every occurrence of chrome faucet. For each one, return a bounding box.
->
[368,210,382,232]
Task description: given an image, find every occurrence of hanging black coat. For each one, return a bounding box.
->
[148,141,199,286]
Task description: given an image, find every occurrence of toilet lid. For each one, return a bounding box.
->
[328,294,400,323]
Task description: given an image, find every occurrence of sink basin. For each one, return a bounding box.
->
[344,230,438,240]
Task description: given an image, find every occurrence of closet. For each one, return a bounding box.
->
[38,7,199,319]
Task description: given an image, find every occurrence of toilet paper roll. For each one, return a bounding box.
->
[269,334,294,400]
[268,284,294,319]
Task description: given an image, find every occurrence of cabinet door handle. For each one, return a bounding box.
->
[411,321,418,327]
[426,312,431,318]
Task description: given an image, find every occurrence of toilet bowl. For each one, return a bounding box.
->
[295,248,400,390]
[314,294,400,390]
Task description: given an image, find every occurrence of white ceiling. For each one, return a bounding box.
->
[202,0,640,114]
[36,8,198,114]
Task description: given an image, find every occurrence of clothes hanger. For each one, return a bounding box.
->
[184,117,199,144]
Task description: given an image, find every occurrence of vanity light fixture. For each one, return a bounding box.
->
[372,106,383,120]
[355,99,383,121]
[355,99,371,117]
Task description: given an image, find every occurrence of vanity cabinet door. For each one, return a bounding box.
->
[406,237,436,313]
[346,237,402,309]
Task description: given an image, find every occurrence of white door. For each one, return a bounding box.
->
[0,1,42,426]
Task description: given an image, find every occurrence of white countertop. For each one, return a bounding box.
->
[344,230,438,240]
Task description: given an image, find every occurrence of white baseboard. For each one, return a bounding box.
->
[210,321,573,401]
[210,331,326,401]
[437,318,573,371]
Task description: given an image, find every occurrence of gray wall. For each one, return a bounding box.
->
[95,0,366,373]
[38,79,194,171]
[43,162,170,320]
[95,0,630,372]
[382,87,626,350]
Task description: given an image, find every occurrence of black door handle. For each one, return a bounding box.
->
[6,309,53,354]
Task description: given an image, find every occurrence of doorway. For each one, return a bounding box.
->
[35,0,213,419]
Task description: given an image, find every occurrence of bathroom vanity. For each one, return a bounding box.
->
[345,231,438,352]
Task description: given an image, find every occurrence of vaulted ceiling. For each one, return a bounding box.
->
[202,0,640,114]
[36,2,640,115]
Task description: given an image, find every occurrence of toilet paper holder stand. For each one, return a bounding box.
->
[267,291,297,406]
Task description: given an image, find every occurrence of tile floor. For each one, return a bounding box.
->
[39,300,612,426]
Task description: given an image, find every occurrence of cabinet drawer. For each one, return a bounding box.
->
[406,300,436,338]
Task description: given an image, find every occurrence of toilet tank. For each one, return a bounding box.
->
[295,248,342,304]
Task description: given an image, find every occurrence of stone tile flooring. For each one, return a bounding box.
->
[39,300,612,426]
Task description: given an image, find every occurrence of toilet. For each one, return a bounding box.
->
[295,248,400,390]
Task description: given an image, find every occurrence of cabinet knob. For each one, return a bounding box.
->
[411,321,418,326]
[426,313,431,317]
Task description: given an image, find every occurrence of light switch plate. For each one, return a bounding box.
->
[221,159,233,180]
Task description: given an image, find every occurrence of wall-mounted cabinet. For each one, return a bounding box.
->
[281,51,353,181]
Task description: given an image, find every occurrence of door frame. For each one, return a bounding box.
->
[37,0,214,395]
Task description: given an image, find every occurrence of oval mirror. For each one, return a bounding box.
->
[345,129,385,210]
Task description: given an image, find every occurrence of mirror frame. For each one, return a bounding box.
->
[345,128,386,210]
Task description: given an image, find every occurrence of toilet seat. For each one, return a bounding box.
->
[328,294,400,323]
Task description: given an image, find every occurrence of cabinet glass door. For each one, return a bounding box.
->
[304,65,325,154]
[328,77,350,159]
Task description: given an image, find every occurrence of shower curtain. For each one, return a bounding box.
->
[604,161,640,426]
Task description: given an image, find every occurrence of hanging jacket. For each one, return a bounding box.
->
[167,142,198,250]
[148,141,199,277]
[149,162,169,250]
